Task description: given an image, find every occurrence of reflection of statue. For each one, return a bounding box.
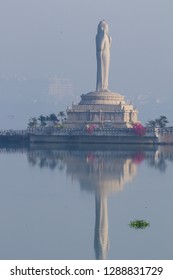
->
[96,20,112,92]
[28,146,160,259]
[94,191,109,260]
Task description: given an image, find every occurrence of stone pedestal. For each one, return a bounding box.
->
[64,91,138,129]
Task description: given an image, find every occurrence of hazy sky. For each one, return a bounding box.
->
[0,0,173,128]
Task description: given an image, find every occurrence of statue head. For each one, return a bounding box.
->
[97,20,109,34]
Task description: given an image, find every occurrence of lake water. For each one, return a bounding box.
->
[0,144,173,260]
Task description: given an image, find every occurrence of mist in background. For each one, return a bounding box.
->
[0,0,173,129]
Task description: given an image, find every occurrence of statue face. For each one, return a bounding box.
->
[102,21,109,33]
[98,20,109,34]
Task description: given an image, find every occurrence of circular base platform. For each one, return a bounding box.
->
[79,91,125,105]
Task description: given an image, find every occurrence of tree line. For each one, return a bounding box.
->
[28,113,170,129]
[28,112,66,128]
[145,115,169,128]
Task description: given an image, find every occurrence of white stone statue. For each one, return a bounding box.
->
[96,20,112,92]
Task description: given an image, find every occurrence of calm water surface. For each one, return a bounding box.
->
[0,144,173,260]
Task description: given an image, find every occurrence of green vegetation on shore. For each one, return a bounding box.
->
[27,112,66,128]
[145,115,169,128]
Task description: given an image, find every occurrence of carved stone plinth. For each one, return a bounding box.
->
[64,91,138,129]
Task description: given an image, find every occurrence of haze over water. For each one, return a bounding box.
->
[0,144,173,260]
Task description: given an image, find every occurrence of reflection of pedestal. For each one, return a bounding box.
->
[94,191,108,260]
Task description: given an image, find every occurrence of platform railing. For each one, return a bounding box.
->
[27,127,157,137]
[1,127,173,137]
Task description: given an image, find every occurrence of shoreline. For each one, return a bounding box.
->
[0,127,173,145]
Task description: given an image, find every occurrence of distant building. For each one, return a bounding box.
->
[48,77,74,100]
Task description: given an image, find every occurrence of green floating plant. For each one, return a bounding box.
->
[129,219,150,229]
